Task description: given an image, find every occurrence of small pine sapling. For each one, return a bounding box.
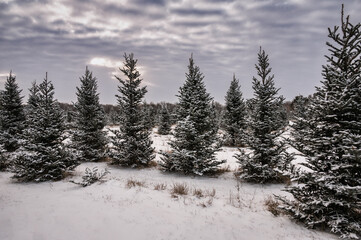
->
[79,167,110,187]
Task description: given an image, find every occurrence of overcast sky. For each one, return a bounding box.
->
[0,0,360,104]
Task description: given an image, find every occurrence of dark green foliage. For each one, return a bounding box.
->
[291,95,311,119]
[158,103,171,135]
[27,81,39,109]
[236,48,289,183]
[70,166,110,187]
[289,95,312,154]
[110,53,154,167]
[142,101,157,130]
[161,55,224,175]
[280,6,361,239]
[13,73,78,182]
[223,74,246,146]
[72,67,107,162]
[0,72,25,152]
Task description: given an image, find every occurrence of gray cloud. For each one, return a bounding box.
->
[170,7,224,16]
[0,0,360,104]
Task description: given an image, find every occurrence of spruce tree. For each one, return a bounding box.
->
[27,81,39,108]
[223,74,247,146]
[110,53,154,167]
[161,55,224,175]
[235,48,289,183]
[142,102,156,131]
[72,67,107,162]
[13,73,77,182]
[289,95,312,155]
[280,6,361,239]
[158,103,171,135]
[0,71,25,152]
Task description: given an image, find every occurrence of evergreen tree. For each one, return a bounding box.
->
[280,6,361,239]
[142,101,156,131]
[223,74,247,146]
[72,67,107,162]
[0,71,25,152]
[161,55,224,175]
[13,73,78,182]
[158,103,171,135]
[291,95,310,119]
[236,48,289,183]
[27,81,40,108]
[110,53,154,167]
[289,95,312,155]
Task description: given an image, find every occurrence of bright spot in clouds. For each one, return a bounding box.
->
[89,57,122,68]
[91,58,153,86]
[0,72,13,84]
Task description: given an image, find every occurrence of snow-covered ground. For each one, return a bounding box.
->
[0,129,336,240]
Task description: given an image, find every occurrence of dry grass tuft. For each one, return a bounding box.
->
[101,156,113,163]
[199,197,214,208]
[154,183,167,191]
[264,196,282,216]
[171,183,189,197]
[148,160,158,168]
[192,188,204,198]
[126,178,146,188]
[205,188,216,198]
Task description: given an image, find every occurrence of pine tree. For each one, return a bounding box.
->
[13,73,78,182]
[161,55,224,175]
[158,103,171,135]
[110,53,154,167]
[235,48,289,183]
[289,95,312,155]
[142,101,156,131]
[0,71,25,152]
[280,6,361,239]
[223,74,247,146]
[27,81,40,109]
[72,67,107,162]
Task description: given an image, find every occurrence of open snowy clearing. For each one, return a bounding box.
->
[0,130,336,240]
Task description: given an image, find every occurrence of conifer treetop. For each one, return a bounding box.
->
[38,72,56,105]
[27,81,39,108]
[177,55,213,122]
[225,74,244,105]
[75,66,102,110]
[252,47,280,98]
[324,4,361,75]
[3,71,24,106]
[115,53,147,108]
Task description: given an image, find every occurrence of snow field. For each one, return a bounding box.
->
[0,130,337,240]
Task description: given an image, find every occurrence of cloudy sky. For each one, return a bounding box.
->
[0,0,360,104]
